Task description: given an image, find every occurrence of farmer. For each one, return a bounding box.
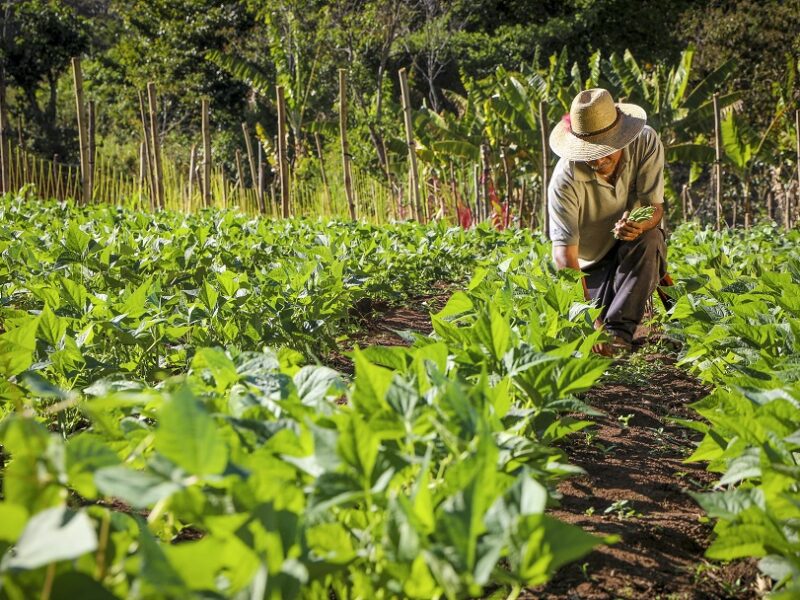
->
[547,88,667,355]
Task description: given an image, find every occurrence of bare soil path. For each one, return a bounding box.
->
[532,354,765,599]
[333,295,767,599]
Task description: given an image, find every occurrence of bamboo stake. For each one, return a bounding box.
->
[201,98,212,207]
[276,85,290,218]
[0,69,8,194]
[16,114,23,149]
[398,68,422,222]
[339,69,356,220]
[138,144,145,208]
[235,149,245,190]
[258,142,265,214]
[188,143,197,211]
[712,92,723,230]
[241,124,256,189]
[71,58,91,206]
[53,154,61,200]
[147,82,164,210]
[241,122,263,213]
[138,91,156,210]
[55,159,63,201]
[794,109,800,229]
[88,99,96,203]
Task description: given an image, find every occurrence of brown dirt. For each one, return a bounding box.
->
[331,299,767,599]
[530,353,767,599]
[325,284,452,374]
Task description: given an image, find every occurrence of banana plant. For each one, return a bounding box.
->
[720,106,788,227]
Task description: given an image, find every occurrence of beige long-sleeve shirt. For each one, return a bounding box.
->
[548,125,665,268]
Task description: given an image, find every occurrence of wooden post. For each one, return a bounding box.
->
[339,70,356,220]
[71,58,91,206]
[137,91,155,210]
[794,109,800,229]
[188,143,197,210]
[201,98,212,207]
[398,68,421,222]
[473,163,481,222]
[0,69,8,194]
[258,142,265,213]
[16,114,23,150]
[276,85,290,218]
[53,154,61,200]
[147,82,164,210]
[235,149,245,190]
[539,100,550,234]
[314,132,332,215]
[241,122,263,213]
[712,92,723,231]
[88,99,96,203]
[137,144,145,208]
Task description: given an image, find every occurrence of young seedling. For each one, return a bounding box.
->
[604,499,642,520]
[617,413,635,428]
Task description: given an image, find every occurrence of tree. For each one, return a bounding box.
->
[0,0,89,155]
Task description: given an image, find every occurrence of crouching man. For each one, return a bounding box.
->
[547,88,667,355]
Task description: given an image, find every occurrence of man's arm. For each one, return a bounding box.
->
[552,244,591,301]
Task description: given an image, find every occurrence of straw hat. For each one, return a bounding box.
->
[549,88,647,161]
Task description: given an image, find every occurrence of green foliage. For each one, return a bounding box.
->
[666,223,800,596]
[0,195,622,598]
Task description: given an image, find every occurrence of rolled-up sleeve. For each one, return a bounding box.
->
[548,177,580,246]
[635,127,665,205]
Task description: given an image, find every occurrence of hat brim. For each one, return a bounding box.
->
[549,103,647,161]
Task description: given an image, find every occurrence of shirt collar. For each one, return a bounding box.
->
[569,144,631,183]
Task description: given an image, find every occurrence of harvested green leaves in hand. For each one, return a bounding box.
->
[613,205,655,239]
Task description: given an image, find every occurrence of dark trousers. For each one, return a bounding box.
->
[583,228,667,343]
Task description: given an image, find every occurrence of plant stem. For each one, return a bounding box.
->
[95,509,111,580]
[40,562,56,600]
[505,584,522,600]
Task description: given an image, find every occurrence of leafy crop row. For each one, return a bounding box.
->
[667,224,800,598]
[0,197,614,599]
[0,195,511,408]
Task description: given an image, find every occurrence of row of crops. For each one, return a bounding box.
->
[665,225,800,599]
[0,194,614,598]
[1,193,799,598]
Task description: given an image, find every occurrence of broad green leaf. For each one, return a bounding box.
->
[517,514,607,584]
[50,573,117,600]
[338,413,379,481]
[293,365,346,408]
[352,348,393,413]
[0,315,40,377]
[306,522,356,564]
[64,222,92,256]
[137,521,188,594]
[38,304,67,346]
[120,277,153,318]
[0,503,29,542]
[404,555,440,599]
[435,291,474,319]
[66,434,122,498]
[8,506,98,570]
[155,388,228,476]
[192,347,239,391]
[94,466,182,508]
[58,276,88,314]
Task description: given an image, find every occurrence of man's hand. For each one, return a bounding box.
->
[613,210,645,241]
[614,204,664,241]
[591,318,613,355]
[552,244,591,301]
